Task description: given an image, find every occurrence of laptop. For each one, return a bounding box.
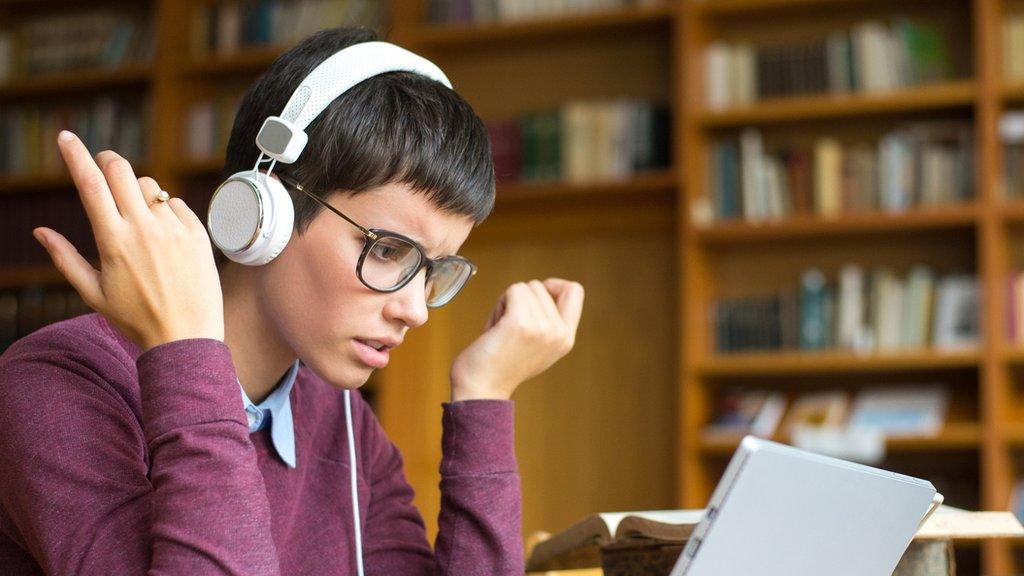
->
[670,436,943,576]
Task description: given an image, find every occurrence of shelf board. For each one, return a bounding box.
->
[1001,200,1024,223]
[0,264,69,289]
[0,65,151,99]
[182,46,286,76]
[0,164,152,195]
[1003,348,1024,365]
[698,349,981,377]
[699,424,981,457]
[171,162,676,203]
[1002,81,1024,102]
[689,0,899,16]
[696,81,975,127]
[174,158,224,177]
[497,170,677,205]
[0,172,74,194]
[694,204,978,243]
[410,4,675,48]
[1003,424,1024,447]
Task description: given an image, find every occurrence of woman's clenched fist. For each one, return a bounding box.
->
[450,279,585,401]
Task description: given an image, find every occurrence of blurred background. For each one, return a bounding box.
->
[3,0,1024,573]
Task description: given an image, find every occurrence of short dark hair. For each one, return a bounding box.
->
[216,27,494,268]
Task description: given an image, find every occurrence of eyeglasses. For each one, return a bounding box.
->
[276,174,477,308]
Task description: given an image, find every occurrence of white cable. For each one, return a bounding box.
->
[344,390,365,576]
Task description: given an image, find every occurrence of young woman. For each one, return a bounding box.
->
[0,27,584,575]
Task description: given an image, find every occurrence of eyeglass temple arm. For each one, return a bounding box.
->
[275,174,377,240]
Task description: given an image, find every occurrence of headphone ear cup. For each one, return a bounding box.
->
[207,171,294,266]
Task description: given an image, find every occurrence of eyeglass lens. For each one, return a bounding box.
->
[360,235,472,307]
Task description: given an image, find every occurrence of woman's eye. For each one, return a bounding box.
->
[371,242,402,262]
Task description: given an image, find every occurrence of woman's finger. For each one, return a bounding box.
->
[137,177,179,225]
[33,227,104,310]
[95,150,150,223]
[166,197,207,233]
[543,278,585,333]
[527,279,562,325]
[56,131,123,239]
[484,292,507,331]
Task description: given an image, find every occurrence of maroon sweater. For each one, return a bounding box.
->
[0,313,523,575]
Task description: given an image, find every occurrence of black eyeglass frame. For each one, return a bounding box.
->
[275,173,478,308]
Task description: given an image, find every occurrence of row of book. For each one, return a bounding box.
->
[0,97,147,179]
[427,0,661,24]
[0,286,90,354]
[486,100,670,184]
[713,266,979,354]
[708,122,973,222]
[0,10,153,82]
[1004,12,1024,82]
[706,386,950,442]
[705,18,954,110]
[0,191,97,268]
[185,94,246,162]
[1000,111,1024,199]
[1006,271,1024,345]
[190,0,385,57]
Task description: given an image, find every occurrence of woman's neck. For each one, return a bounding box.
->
[220,263,297,404]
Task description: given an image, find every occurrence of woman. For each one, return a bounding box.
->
[0,27,584,575]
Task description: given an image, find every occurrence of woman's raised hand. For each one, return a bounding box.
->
[32,131,225,351]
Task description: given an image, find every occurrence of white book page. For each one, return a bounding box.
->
[597,509,706,536]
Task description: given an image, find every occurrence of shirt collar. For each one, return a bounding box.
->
[239,360,300,468]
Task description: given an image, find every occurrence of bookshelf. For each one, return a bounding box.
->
[681,0,1024,573]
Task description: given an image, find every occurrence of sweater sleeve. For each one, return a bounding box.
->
[0,334,280,575]
[360,397,523,576]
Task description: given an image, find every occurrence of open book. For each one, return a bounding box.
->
[526,507,1024,573]
[526,510,703,571]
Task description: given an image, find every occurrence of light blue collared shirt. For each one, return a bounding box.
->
[239,359,300,468]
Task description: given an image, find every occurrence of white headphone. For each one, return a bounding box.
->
[209,41,453,576]
[206,41,453,266]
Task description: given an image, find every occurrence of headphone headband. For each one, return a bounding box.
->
[255,41,453,164]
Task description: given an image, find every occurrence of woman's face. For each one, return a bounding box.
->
[257,182,476,389]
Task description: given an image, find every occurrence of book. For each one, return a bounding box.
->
[526,509,705,572]
[932,275,980,350]
[704,390,787,439]
[800,268,829,350]
[709,121,972,223]
[781,390,849,435]
[847,386,950,438]
[526,506,1023,574]
[191,0,385,55]
[705,17,954,109]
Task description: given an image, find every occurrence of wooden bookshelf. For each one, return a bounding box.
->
[0,165,152,195]
[181,45,287,76]
[495,169,676,205]
[699,423,983,457]
[0,65,152,99]
[1001,199,1024,222]
[680,0,1017,574]
[0,264,70,289]
[697,350,982,377]
[691,0,895,16]
[697,81,976,127]
[407,3,674,48]
[694,204,980,243]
